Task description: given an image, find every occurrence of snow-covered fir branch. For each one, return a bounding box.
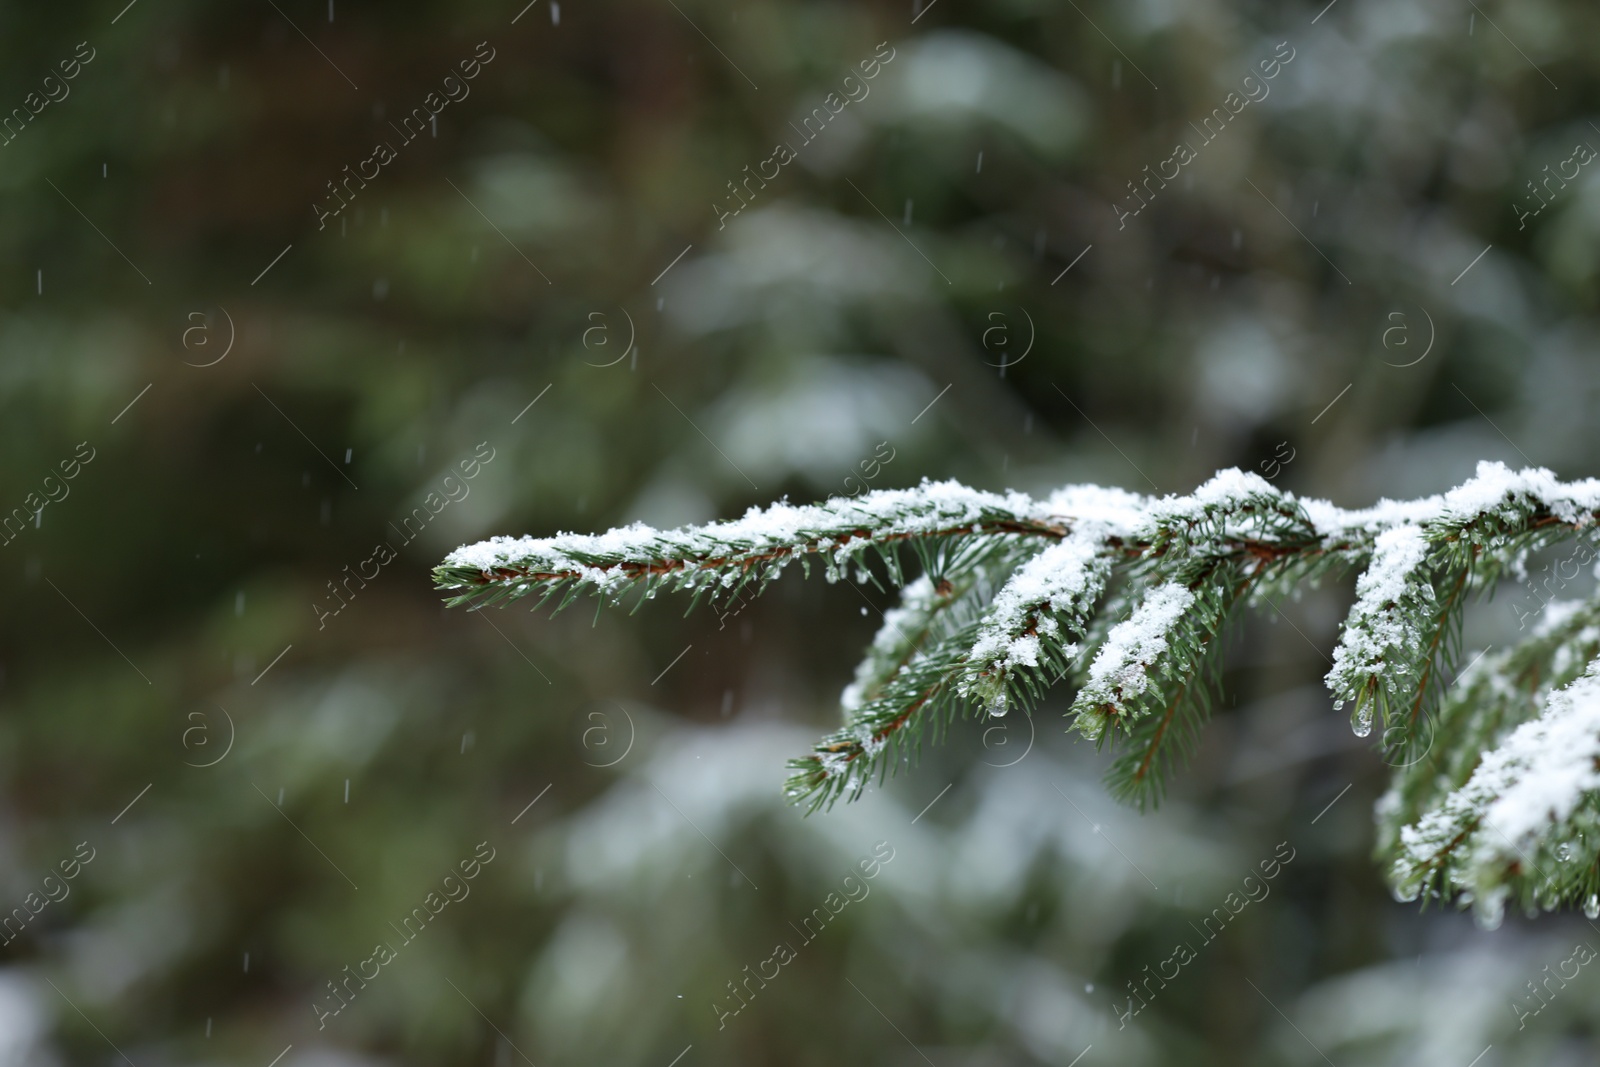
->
[1394,657,1600,927]
[437,461,1600,921]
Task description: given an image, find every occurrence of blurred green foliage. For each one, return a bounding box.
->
[3,0,1600,1064]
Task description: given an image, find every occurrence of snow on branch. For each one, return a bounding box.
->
[958,526,1115,711]
[1376,596,1600,852]
[435,480,1071,613]
[1325,524,1435,737]
[1394,658,1600,926]
[437,461,1600,920]
[1073,581,1195,740]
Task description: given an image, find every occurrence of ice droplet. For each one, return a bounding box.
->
[1557,843,1573,862]
[1473,887,1509,930]
[1351,704,1373,738]
[988,693,1008,718]
[1585,895,1599,920]
[1333,699,1345,711]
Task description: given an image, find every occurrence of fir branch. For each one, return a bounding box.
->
[957,525,1119,712]
[433,481,1071,613]
[1103,567,1252,808]
[1379,597,1600,893]
[1393,655,1600,926]
[785,537,1047,810]
[438,461,1600,920]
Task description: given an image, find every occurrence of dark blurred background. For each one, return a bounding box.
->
[3,0,1600,1064]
